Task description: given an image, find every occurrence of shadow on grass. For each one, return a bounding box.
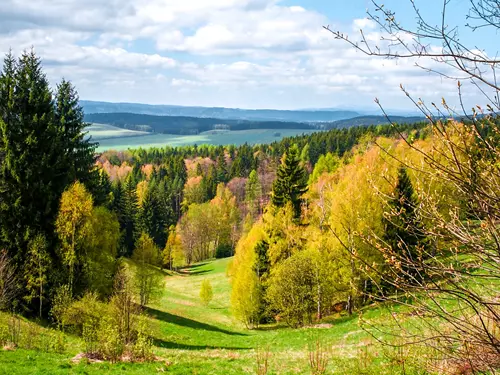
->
[153,338,250,351]
[145,307,247,337]
[177,262,212,276]
[177,269,210,276]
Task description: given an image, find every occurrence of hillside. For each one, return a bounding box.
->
[0,258,416,375]
[88,128,318,151]
[330,115,425,128]
[81,100,360,123]
[84,112,427,140]
[84,112,314,135]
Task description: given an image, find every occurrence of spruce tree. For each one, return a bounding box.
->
[119,176,139,256]
[0,52,99,306]
[138,183,169,249]
[383,166,427,280]
[271,144,308,220]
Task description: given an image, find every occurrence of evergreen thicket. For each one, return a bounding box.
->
[0,51,101,311]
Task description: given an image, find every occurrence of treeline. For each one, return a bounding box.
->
[95,121,427,269]
[84,112,313,134]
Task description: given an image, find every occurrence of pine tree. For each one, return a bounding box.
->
[271,145,308,220]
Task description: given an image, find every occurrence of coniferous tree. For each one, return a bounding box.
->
[53,79,98,193]
[383,166,427,281]
[120,176,139,256]
[0,50,55,261]
[271,145,308,220]
[138,184,168,249]
[215,154,228,183]
[0,52,98,307]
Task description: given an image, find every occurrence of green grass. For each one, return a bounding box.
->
[85,127,318,151]
[85,123,149,140]
[0,258,425,374]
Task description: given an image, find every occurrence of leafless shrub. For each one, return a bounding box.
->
[327,2,500,373]
[308,337,330,375]
[255,344,271,375]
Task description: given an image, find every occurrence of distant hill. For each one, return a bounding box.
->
[84,112,314,135]
[329,115,426,128]
[84,112,427,135]
[81,100,360,123]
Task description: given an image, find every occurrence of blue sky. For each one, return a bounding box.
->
[0,0,496,111]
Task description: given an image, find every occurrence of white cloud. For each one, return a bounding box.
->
[0,0,490,110]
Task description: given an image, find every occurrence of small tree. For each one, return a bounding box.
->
[199,279,213,306]
[245,170,262,218]
[266,251,316,327]
[110,262,140,345]
[24,234,50,318]
[55,181,93,293]
[132,232,164,307]
[271,145,308,220]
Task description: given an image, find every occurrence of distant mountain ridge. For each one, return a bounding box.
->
[80,100,360,123]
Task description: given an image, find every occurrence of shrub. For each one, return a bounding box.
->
[255,345,271,375]
[215,244,233,259]
[308,337,330,375]
[62,292,107,335]
[199,279,213,306]
[50,284,73,329]
[132,317,154,361]
[97,316,123,363]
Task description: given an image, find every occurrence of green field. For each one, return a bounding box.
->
[86,124,318,151]
[86,124,149,140]
[0,258,424,375]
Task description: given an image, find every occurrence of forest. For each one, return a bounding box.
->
[1,11,499,372]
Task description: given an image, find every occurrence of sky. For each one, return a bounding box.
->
[0,0,495,111]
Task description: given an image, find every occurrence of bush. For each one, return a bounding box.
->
[97,316,123,362]
[131,317,154,361]
[62,292,108,336]
[50,284,73,329]
[215,244,233,259]
[199,279,213,306]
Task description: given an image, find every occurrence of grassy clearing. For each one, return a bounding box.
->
[85,123,149,140]
[86,128,318,151]
[0,258,426,374]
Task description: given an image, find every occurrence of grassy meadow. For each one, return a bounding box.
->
[0,257,424,375]
[85,124,318,151]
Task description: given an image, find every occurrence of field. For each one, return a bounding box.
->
[85,124,318,151]
[85,124,149,140]
[0,258,420,375]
